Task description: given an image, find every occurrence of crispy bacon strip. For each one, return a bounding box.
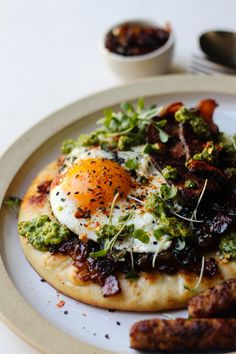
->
[188,278,236,318]
[130,318,236,351]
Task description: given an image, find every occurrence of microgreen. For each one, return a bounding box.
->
[133,229,149,244]
[125,159,139,170]
[184,256,205,293]
[160,184,178,201]
[4,196,22,215]
[152,236,171,268]
[108,192,120,234]
[171,211,203,223]
[127,195,145,204]
[153,227,167,240]
[152,119,170,143]
[191,179,208,222]
[61,99,170,154]
[89,216,132,258]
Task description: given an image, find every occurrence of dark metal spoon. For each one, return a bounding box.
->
[199,31,236,68]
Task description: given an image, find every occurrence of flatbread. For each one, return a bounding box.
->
[18,161,236,312]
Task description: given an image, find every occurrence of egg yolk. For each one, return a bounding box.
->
[63,158,131,212]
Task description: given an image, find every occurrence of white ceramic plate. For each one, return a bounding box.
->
[1,75,236,354]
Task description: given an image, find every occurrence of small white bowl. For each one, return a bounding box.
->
[101,20,175,80]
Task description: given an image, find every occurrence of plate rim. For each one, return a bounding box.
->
[1,74,236,354]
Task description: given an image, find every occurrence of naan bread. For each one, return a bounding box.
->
[18,161,236,311]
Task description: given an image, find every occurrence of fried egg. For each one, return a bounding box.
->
[50,146,172,253]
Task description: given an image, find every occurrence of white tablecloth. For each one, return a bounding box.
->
[1,0,235,352]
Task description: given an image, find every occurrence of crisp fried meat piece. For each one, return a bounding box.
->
[188,278,236,318]
[130,318,236,351]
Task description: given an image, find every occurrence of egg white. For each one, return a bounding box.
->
[50,146,172,253]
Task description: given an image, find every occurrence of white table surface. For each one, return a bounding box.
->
[0,0,236,353]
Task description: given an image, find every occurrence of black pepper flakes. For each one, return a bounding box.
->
[116,321,121,326]
[64,310,68,315]
[40,278,46,282]
[56,191,59,196]
[105,334,110,339]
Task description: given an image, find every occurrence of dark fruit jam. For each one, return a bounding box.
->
[105,22,170,57]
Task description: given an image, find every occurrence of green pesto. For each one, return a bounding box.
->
[157,215,190,238]
[186,141,220,167]
[77,132,100,147]
[145,186,190,239]
[145,184,177,217]
[145,193,166,217]
[18,215,70,251]
[162,165,178,181]
[219,232,236,259]
[117,136,134,151]
[184,179,197,188]
[175,107,211,138]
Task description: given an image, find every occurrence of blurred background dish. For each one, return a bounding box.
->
[101,20,175,79]
[199,30,236,68]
